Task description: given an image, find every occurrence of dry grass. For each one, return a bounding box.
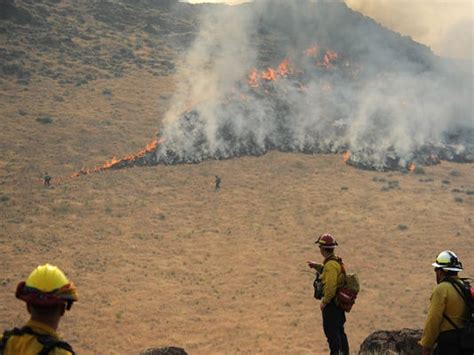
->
[1,72,473,354]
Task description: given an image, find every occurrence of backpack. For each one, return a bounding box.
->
[0,326,75,355]
[442,277,474,351]
[314,256,360,312]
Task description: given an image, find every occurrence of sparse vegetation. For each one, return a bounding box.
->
[454,196,464,203]
[397,224,408,231]
[36,115,53,124]
[413,166,425,175]
[449,170,461,177]
[102,87,112,96]
[419,178,433,183]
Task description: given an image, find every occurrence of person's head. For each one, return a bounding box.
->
[16,264,78,328]
[432,250,463,283]
[315,233,338,257]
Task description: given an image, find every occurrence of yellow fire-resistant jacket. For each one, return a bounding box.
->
[419,277,468,349]
[0,319,73,355]
[316,255,345,305]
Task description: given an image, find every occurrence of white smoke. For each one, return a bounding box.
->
[156,1,473,170]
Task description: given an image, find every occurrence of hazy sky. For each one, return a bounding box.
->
[182,0,474,60]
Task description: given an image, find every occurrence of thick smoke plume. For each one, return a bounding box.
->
[153,0,473,171]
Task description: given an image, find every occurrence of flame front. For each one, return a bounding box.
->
[69,138,163,178]
[343,151,351,162]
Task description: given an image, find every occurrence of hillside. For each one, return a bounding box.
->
[1,1,473,354]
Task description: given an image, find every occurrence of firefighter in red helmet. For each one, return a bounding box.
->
[308,233,349,355]
[0,263,78,354]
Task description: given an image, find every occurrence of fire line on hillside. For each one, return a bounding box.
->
[67,43,473,181]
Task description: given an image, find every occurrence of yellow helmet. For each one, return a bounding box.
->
[25,264,70,292]
[16,263,78,309]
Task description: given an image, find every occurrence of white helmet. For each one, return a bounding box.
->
[432,250,463,272]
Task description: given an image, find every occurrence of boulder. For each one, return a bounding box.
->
[140,347,187,355]
[358,328,423,355]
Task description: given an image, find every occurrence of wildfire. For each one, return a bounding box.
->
[278,58,291,76]
[319,50,338,67]
[305,45,319,57]
[70,138,163,178]
[247,45,340,88]
[247,58,293,87]
[342,150,351,163]
[408,163,416,172]
[248,69,259,88]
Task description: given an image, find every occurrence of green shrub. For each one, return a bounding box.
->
[36,116,53,124]
[102,87,112,96]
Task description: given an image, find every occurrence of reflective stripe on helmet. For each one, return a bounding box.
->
[432,250,463,271]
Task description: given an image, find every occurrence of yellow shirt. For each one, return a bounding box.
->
[320,256,345,304]
[0,319,73,355]
[419,277,468,348]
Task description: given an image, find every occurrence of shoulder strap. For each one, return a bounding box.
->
[442,313,459,330]
[1,328,27,354]
[443,278,470,307]
[441,278,471,331]
[0,327,74,355]
[323,255,346,274]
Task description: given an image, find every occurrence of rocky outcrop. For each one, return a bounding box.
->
[140,347,187,355]
[358,328,423,355]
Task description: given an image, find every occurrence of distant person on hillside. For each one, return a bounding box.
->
[0,263,78,355]
[43,172,52,187]
[419,250,471,355]
[307,233,349,355]
[215,175,221,191]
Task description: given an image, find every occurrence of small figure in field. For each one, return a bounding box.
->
[43,172,52,187]
[419,250,473,355]
[0,263,78,355]
[215,175,221,191]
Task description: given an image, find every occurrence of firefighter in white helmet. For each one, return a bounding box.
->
[419,250,470,355]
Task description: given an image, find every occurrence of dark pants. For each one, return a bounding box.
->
[322,300,349,355]
[435,330,472,355]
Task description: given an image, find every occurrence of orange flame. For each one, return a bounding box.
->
[342,151,351,163]
[278,58,291,77]
[319,50,338,67]
[69,138,163,178]
[248,69,259,87]
[261,68,277,81]
[408,163,416,172]
[305,45,319,57]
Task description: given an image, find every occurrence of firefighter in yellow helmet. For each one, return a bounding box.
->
[0,263,78,355]
[419,250,470,355]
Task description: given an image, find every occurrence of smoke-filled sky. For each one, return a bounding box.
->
[182,0,474,61]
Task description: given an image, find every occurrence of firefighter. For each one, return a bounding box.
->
[307,233,349,355]
[0,263,78,354]
[419,250,470,355]
[43,172,52,187]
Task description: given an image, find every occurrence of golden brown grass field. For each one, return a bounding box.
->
[1,71,473,354]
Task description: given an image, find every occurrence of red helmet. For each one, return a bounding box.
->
[315,233,338,249]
